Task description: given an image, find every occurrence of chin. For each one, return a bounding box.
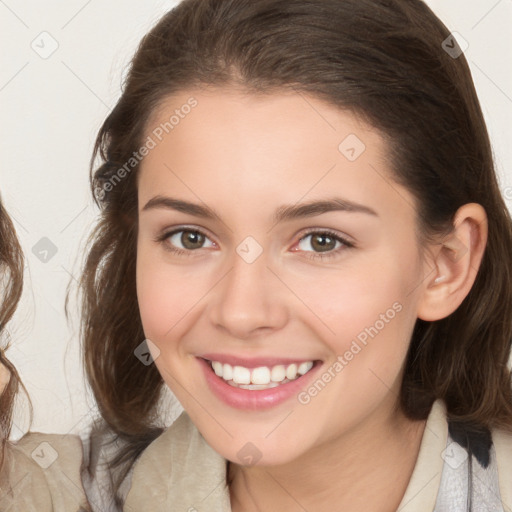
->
[204,428,311,468]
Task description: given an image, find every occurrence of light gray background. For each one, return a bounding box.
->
[1,0,511,436]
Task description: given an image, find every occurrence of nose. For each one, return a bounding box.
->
[208,244,289,340]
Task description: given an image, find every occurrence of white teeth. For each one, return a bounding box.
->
[286,364,298,380]
[228,380,287,390]
[271,365,286,382]
[238,382,280,390]
[212,361,223,377]
[209,359,315,388]
[298,361,313,375]
[222,363,233,381]
[251,366,271,385]
[232,366,251,384]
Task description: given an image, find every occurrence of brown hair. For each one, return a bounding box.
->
[80,0,512,492]
[0,199,24,469]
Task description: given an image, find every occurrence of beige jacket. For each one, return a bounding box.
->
[0,433,89,511]
[123,399,512,511]
[1,399,512,511]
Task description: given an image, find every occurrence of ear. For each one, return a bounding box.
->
[416,203,488,322]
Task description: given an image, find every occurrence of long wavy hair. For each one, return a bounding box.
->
[0,199,24,469]
[80,0,512,497]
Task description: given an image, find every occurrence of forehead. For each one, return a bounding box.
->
[137,87,416,224]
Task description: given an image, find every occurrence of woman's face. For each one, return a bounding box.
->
[136,87,431,466]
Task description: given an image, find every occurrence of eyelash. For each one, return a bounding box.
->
[155,227,355,261]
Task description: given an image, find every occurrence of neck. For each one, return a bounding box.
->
[228,404,427,512]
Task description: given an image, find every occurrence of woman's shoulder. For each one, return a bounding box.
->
[433,402,512,511]
[123,412,231,511]
[1,431,90,511]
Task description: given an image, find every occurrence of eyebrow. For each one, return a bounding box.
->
[141,196,379,223]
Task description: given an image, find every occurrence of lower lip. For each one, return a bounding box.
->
[198,358,322,410]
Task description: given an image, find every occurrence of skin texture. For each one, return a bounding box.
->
[136,87,487,511]
[0,364,9,395]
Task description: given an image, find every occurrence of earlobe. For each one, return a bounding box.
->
[416,203,488,322]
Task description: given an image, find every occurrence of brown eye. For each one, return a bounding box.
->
[294,230,354,261]
[298,232,341,253]
[180,230,205,249]
[163,228,215,252]
[311,233,337,252]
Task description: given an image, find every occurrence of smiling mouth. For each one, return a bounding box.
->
[204,359,319,390]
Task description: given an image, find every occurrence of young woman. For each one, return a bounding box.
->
[77,0,512,510]
[0,199,90,511]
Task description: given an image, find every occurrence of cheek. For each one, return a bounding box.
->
[290,266,409,341]
[136,245,211,344]
[330,267,419,387]
[289,252,420,385]
[136,245,181,341]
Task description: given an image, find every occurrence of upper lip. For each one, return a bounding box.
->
[200,353,320,368]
